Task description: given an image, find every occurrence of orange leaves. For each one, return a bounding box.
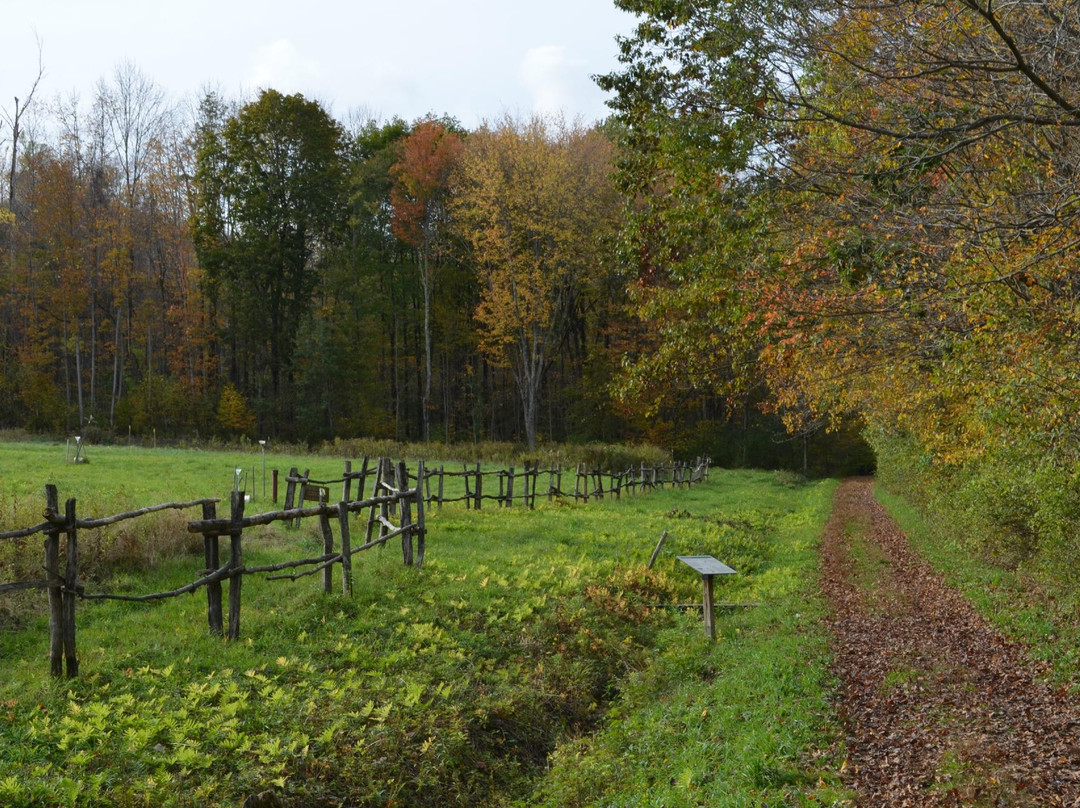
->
[389,120,463,249]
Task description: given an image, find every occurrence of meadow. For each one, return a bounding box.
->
[0,441,846,807]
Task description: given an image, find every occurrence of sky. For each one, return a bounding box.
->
[2,0,639,130]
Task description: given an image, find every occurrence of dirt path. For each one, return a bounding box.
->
[821,479,1080,806]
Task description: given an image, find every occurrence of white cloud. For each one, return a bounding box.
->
[246,39,321,94]
[520,45,580,116]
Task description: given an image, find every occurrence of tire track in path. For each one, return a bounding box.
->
[821,478,1080,806]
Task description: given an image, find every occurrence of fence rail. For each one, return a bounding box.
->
[1,455,709,678]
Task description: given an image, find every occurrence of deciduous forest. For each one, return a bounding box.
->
[7,0,1080,548]
[2,64,815,466]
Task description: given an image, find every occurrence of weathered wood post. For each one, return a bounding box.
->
[62,498,79,677]
[319,502,335,594]
[202,501,224,636]
[463,464,472,510]
[397,460,413,566]
[474,463,483,510]
[365,458,384,545]
[343,460,353,503]
[283,466,299,513]
[379,459,392,546]
[357,455,370,501]
[437,465,445,510]
[43,485,63,678]
[227,490,245,640]
[338,501,353,597]
[294,469,311,528]
[506,467,514,508]
[415,460,426,568]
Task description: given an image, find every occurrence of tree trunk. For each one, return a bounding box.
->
[420,249,432,443]
[74,325,85,428]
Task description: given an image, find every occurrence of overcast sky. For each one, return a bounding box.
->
[2,0,639,130]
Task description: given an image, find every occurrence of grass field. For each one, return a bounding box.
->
[0,443,847,807]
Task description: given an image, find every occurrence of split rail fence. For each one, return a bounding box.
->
[1,455,709,678]
[283,456,711,513]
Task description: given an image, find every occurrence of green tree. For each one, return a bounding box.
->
[192,89,346,433]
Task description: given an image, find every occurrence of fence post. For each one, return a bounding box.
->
[365,458,384,545]
[43,485,63,678]
[437,465,445,510]
[202,501,224,636]
[343,460,353,503]
[319,502,335,595]
[62,498,79,677]
[284,466,299,514]
[227,490,245,640]
[475,463,483,510]
[295,469,310,528]
[398,460,413,566]
[338,501,353,597]
[415,460,426,568]
[358,455,370,501]
[379,459,392,545]
[507,467,514,508]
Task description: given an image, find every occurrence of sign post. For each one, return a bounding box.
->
[676,555,737,640]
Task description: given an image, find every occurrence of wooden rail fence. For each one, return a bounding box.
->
[281,456,710,512]
[0,460,427,678]
[1,455,709,678]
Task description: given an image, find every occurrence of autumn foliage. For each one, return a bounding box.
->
[605,0,1080,563]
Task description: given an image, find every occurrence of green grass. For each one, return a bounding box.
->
[0,446,847,807]
[527,475,849,807]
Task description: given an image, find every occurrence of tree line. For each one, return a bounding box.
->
[0,64,684,452]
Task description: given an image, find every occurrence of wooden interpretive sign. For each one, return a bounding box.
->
[676,555,737,640]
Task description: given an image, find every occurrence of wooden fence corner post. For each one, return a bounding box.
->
[62,498,79,677]
[227,490,245,640]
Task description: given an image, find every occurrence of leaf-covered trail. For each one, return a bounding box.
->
[821,479,1080,806]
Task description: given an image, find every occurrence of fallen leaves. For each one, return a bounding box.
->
[821,479,1080,806]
